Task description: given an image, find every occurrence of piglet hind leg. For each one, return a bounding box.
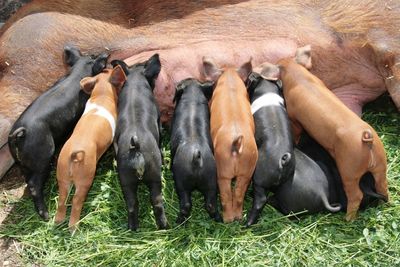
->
[245,183,267,227]
[341,178,364,222]
[202,187,222,222]
[370,139,389,202]
[218,177,235,223]
[120,178,140,231]
[232,175,252,222]
[117,165,140,230]
[147,181,169,229]
[370,169,389,202]
[55,179,72,224]
[26,166,51,220]
[175,189,192,225]
[68,184,91,233]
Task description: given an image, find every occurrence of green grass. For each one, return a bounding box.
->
[1,101,399,266]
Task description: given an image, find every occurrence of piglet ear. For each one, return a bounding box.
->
[110,65,127,94]
[200,81,214,101]
[80,77,97,95]
[111,59,130,76]
[144,54,161,89]
[202,57,222,82]
[259,62,281,81]
[295,45,312,69]
[63,45,81,67]
[246,72,262,97]
[173,82,185,103]
[92,53,109,75]
[237,57,253,82]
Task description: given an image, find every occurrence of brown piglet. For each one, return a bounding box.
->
[55,66,126,232]
[259,45,389,221]
[202,57,258,223]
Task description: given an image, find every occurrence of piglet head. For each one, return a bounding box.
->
[246,71,263,99]
[202,57,252,82]
[91,53,109,76]
[200,81,215,100]
[237,58,253,82]
[63,45,82,67]
[202,57,222,82]
[109,65,127,94]
[174,78,214,103]
[111,53,161,91]
[79,65,126,96]
[143,53,161,90]
[256,62,281,81]
[80,76,97,95]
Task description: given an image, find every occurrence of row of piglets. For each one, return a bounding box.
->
[8,44,389,232]
[8,46,167,232]
[171,45,389,226]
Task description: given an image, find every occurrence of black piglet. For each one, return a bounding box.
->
[171,78,222,224]
[112,54,169,231]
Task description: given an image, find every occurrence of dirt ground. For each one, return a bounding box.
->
[0,0,30,22]
[0,167,26,267]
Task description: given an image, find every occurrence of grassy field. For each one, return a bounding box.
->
[0,99,399,266]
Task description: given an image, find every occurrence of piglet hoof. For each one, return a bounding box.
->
[157,220,169,230]
[128,216,139,231]
[244,219,255,228]
[128,222,139,232]
[213,212,223,223]
[54,212,66,225]
[38,209,50,221]
[234,214,243,222]
[68,224,78,234]
[345,211,357,222]
[176,214,188,225]
[156,213,169,230]
[222,213,235,224]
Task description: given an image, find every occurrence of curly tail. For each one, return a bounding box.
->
[362,129,373,148]
[9,127,26,140]
[130,135,140,150]
[69,150,85,177]
[231,135,243,156]
[8,127,26,162]
[192,149,203,168]
[129,134,145,177]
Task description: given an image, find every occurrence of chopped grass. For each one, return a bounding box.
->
[1,100,399,266]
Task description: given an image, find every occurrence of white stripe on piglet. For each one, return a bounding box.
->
[251,93,284,115]
[83,100,116,139]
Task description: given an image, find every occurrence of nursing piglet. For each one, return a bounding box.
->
[55,66,126,231]
[245,72,295,226]
[111,54,168,230]
[171,78,221,224]
[203,57,258,223]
